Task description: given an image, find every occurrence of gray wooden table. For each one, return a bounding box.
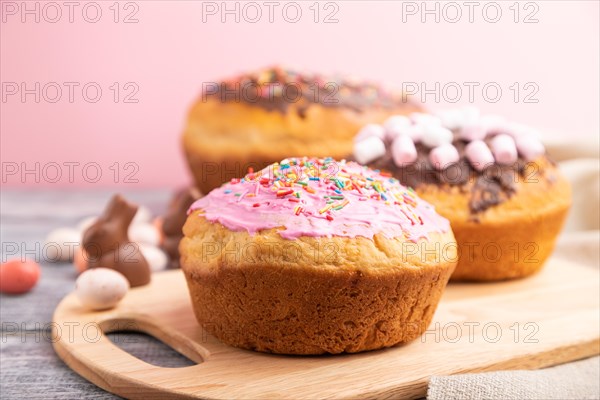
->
[2,189,598,399]
[0,189,195,399]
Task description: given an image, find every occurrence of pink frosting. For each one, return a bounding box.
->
[189,158,450,242]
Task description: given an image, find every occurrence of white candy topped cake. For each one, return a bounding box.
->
[352,107,572,281]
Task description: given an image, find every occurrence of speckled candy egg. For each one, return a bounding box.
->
[75,268,130,310]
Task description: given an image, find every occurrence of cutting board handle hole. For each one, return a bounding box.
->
[99,317,207,366]
[106,331,197,368]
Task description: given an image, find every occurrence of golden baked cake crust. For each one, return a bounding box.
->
[417,158,571,281]
[182,216,456,354]
[180,157,456,354]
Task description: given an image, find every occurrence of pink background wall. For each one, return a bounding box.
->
[2,1,598,188]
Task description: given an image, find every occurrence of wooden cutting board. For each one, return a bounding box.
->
[52,256,600,400]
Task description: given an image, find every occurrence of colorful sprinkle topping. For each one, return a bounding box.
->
[189,157,450,241]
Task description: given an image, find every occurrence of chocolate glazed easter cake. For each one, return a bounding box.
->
[353,108,572,281]
[180,157,457,355]
[182,66,421,193]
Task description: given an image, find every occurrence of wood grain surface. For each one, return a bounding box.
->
[52,256,600,400]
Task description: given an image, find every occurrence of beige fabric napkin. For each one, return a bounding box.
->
[427,140,600,400]
[428,356,600,400]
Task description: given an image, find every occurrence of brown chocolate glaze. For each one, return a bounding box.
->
[82,195,151,287]
[161,187,202,268]
[204,66,415,118]
[367,134,554,216]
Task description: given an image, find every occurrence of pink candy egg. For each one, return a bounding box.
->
[0,259,41,295]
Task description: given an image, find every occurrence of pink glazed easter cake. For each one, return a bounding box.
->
[180,157,457,355]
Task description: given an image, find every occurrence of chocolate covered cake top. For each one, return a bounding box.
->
[202,66,412,117]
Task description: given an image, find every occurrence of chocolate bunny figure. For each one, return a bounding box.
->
[82,194,151,287]
[161,187,202,268]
